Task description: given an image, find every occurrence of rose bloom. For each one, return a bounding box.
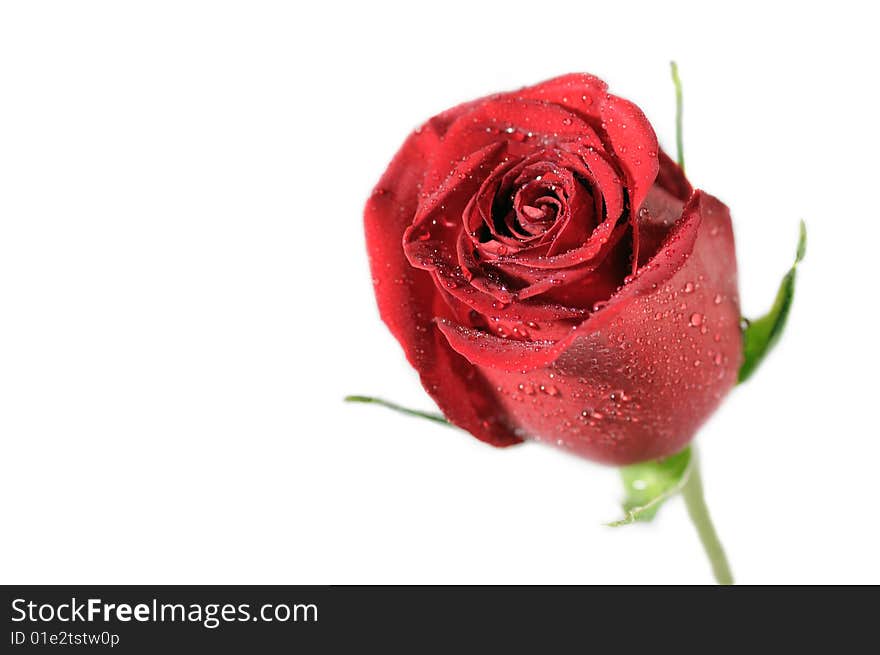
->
[364,74,741,465]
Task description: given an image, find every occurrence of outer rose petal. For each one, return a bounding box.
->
[655,149,692,202]
[364,120,522,447]
[438,191,742,464]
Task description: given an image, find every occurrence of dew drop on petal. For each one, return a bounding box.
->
[540,384,560,396]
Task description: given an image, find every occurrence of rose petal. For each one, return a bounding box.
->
[421,95,606,199]
[364,121,522,447]
[436,191,741,464]
[515,74,660,271]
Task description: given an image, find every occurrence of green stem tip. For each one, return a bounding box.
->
[670,61,685,171]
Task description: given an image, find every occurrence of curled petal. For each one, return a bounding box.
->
[514,74,660,271]
[437,319,560,372]
[435,95,605,168]
[365,121,522,447]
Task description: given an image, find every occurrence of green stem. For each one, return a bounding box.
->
[681,454,734,585]
[344,395,450,426]
[670,61,685,171]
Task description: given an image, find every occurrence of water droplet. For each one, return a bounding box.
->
[689,313,704,327]
[713,294,722,305]
[540,384,560,396]
[683,282,695,293]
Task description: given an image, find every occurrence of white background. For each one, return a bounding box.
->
[1,1,877,584]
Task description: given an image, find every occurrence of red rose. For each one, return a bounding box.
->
[364,74,741,465]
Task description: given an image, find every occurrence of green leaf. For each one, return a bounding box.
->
[344,395,450,426]
[607,447,693,527]
[738,220,807,383]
